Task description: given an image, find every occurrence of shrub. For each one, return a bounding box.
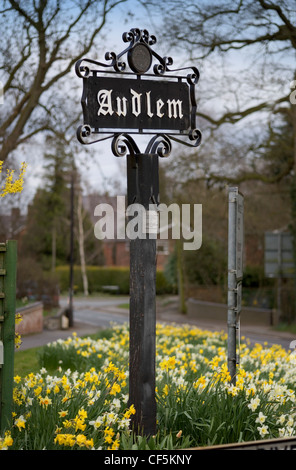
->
[54,265,173,295]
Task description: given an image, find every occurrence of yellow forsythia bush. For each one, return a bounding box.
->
[0,161,27,197]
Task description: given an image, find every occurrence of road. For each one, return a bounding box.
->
[19,295,294,351]
[59,295,130,328]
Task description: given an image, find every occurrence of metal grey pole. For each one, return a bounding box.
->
[227,187,238,384]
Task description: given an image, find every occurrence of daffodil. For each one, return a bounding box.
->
[256,412,267,424]
[14,415,26,431]
[0,432,13,450]
[257,425,269,438]
[90,416,104,429]
[248,397,260,411]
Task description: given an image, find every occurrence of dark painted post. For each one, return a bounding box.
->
[127,152,159,436]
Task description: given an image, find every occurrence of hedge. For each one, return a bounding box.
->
[55,265,173,295]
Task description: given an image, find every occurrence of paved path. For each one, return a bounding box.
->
[19,295,295,351]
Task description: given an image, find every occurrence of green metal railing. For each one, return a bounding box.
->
[0,241,17,434]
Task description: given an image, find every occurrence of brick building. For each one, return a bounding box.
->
[83,193,172,269]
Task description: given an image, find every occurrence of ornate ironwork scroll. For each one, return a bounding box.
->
[76,28,202,156]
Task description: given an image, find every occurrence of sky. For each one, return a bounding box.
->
[72,16,294,201]
[2,0,295,212]
[21,1,165,205]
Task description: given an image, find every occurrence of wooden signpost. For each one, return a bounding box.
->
[0,241,17,434]
[76,28,201,435]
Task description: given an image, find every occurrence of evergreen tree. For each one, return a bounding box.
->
[23,144,73,270]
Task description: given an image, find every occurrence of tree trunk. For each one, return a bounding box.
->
[51,224,56,272]
[177,239,187,314]
[77,189,89,296]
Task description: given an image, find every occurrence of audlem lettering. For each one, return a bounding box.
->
[84,76,190,132]
[97,88,184,120]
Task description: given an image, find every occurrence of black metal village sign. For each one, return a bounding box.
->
[76,28,201,153]
[76,28,201,436]
[82,75,190,132]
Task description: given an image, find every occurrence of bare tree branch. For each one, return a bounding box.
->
[0,0,129,162]
[152,0,296,187]
[197,94,290,128]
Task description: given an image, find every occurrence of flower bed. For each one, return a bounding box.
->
[1,323,296,450]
